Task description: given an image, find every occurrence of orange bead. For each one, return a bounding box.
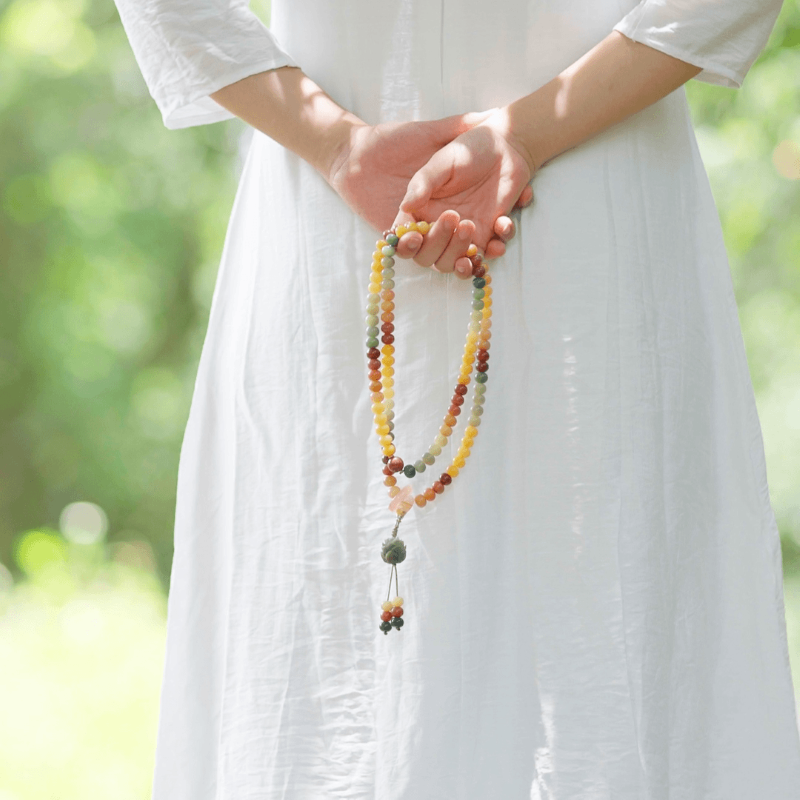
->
[381,301,394,312]
[444,414,456,427]
[382,289,395,301]
[388,485,401,497]
[423,487,436,501]
[371,392,384,402]
[384,475,397,486]
[414,494,427,507]
[433,481,445,494]
[466,244,478,257]
[440,424,453,437]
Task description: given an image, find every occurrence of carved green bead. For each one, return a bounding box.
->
[381,536,407,564]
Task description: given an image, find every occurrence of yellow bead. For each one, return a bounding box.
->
[375,414,387,425]
[381,344,395,356]
[484,286,492,297]
[383,355,395,366]
[454,456,466,468]
[466,244,478,257]
[465,343,476,354]
[396,225,409,237]
[447,465,460,478]
[376,239,387,249]
[406,221,418,232]
[377,424,390,435]
[383,444,396,456]
[372,403,385,415]
[382,377,394,389]
[465,425,478,438]
[484,274,492,285]
[414,494,426,507]
[463,354,475,365]
[392,595,404,607]
[382,366,394,377]
[388,485,401,498]
[382,600,393,611]
[466,331,478,344]
[379,435,392,446]
[484,298,493,309]
[383,387,394,399]
[369,283,381,294]
[457,376,470,385]
[417,221,430,234]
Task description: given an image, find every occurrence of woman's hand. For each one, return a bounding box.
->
[396,109,535,274]
[326,113,528,277]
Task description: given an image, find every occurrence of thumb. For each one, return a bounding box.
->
[399,146,454,214]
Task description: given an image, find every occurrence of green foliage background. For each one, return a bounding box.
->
[0,0,798,796]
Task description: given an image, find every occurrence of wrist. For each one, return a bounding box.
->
[482,106,538,178]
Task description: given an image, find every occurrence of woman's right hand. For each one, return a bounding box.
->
[326,113,530,276]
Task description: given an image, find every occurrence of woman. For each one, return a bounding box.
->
[113,0,800,797]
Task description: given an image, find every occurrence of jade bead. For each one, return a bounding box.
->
[473,405,484,416]
[472,277,486,289]
[385,410,394,421]
[475,383,486,395]
[383,279,395,290]
[473,394,485,405]
[403,464,416,478]
[434,433,447,447]
[471,311,482,322]
[365,314,378,326]
[429,444,442,457]
[468,321,481,333]
[473,288,485,300]
[382,245,396,257]
[475,372,488,383]
[414,460,426,473]
[472,300,484,311]
[386,234,399,246]
[469,415,481,427]
[381,257,395,268]
[422,452,435,465]
[366,304,379,315]
[366,326,379,337]
[368,293,380,304]
[366,337,379,348]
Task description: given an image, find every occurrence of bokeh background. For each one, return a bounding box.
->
[1,0,799,796]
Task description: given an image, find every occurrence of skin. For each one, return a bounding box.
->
[210,30,702,276]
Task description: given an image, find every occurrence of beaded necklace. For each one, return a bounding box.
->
[366,220,492,635]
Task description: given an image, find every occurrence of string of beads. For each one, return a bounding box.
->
[365,220,493,634]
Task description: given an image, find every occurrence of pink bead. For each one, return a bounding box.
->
[388,484,413,512]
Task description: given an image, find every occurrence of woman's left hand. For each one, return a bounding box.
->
[396,109,535,274]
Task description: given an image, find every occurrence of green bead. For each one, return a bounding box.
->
[390,616,404,629]
[469,415,481,427]
[366,326,379,337]
[472,288,485,300]
[385,410,394,421]
[422,452,435,465]
[473,394,485,405]
[366,337,379,348]
[386,234,399,246]
[414,460,426,473]
[472,277,486,289]
[471,311,482,323]
[365,314,378,326]
[476,372,488,384]
[475,383,487,395]
[383,267,395,280]
[403,464,416,478]
[382,245,396,257]
[468,321,481,333]
[368,293,380,304]
[472,300,484,311]
[383,279,395,290]
[366,303,379,315]
[429,444,442,457]
[434,434,447,447]
[473,405,484,416]
[380,620,392,634]
[381,257,395,268]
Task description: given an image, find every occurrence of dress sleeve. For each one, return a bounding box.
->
[612,0,783,89]
[112,0,297,130]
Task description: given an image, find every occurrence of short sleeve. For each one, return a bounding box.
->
[113,0,298,129]
[612,0,784,89]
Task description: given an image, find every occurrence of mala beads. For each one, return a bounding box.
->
[366,220,492,635]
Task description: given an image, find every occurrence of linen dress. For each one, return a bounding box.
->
[114,1,800,797]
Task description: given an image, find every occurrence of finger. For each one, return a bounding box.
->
[434,219,475,277]
[413,210,460,268]
[494,216,515,243]
[395,230,423,259]
[485,237,506,260]
[514,184,534,209]
[400,146,454,215]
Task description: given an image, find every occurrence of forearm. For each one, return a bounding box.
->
[209,66,364,181]
[504,30,703,173]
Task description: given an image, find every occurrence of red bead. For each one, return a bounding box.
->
[382,333,395,345]
[388,457,404,473]
[471,252,483,266]
[368,347,380,360]
[381,611,392,622]
[449,404,461,417]
[391,607,403,617]
[368,358,381,370]
[383,465,394,476]
[382,455,390,464]
[440,473,452,485]
[433,481,445,494]
[451,394,464,406]
[477,349,489,362]
[381,322,394,334]
[455,384,468,396]
[476,363,488,373]
[472,264,486,278]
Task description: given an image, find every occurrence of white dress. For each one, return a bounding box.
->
[114,1,800,797]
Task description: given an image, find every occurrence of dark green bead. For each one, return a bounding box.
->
[403,464,416,478]
[381,536,407,564]
[476,372,488,383]
[391,616,404,629]
[380,620,392,633]
[386,234,399,247]
[472,277,486,289]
